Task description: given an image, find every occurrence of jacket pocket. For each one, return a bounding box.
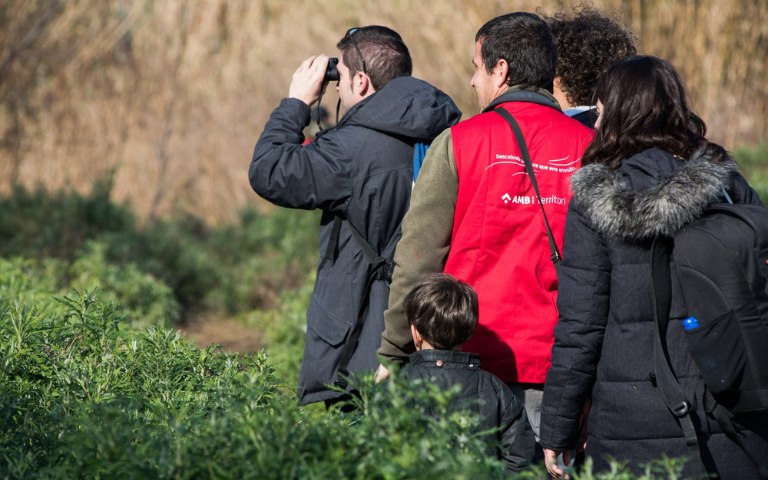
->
[306,299,353,347]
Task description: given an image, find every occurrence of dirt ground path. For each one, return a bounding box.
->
[176,316,262,353]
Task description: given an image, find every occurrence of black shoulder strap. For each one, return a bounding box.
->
[709,397,768,479]
[494,108,562,277]
[325,217,395,273]
[324,216,343,261]
[330,218,395,391]
[650,237,703,477]
[346,221,388,272]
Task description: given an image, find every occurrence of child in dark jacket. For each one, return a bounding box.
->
[405,274,535,474]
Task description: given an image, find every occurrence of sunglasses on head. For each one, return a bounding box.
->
[345,28,367,75]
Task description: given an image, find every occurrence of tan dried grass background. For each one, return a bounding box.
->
[1,0,766,222]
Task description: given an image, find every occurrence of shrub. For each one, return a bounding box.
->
[0,251,178,330]
[69,241,181,328]
[0,178,135,260]
[203,206,319,313]
[0,290,696,479]
[0,291,510,479]
[241,270,314,387]
[0,181,320,318]
[111,205,319,314]
[733,141,768,203]
[0,257,67,315]
[0,291,280,477]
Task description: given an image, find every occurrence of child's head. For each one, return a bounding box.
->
[404,273,479,351]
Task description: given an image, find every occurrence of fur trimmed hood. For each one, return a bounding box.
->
[570,148,738,241]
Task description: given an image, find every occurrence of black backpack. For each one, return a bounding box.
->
[651,200,768,478]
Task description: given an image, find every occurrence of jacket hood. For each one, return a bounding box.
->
[341,76,461,141]
[571,148,738,241]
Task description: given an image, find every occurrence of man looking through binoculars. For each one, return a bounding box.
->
[249,26,461,407]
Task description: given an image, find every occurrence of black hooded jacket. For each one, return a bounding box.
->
[250,76,461,404]
[540,148,768,478]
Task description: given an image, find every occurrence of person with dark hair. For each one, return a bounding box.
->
[540,55,768,479]
[545,6,636,128]
[335,27,412,94]
[405,274,479,351]
[405,274,535,474]
[249,26,461,407]
[376,12,593,449]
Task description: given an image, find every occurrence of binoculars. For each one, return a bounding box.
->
[324,58,339,83]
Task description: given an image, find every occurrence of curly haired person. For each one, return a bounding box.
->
[546,6,636,128]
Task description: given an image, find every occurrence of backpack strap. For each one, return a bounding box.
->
[345,220,395,283]
[650,237,704,477]
[708,396,768,479]
[494,108,562,277]
[330,218,395,390]
[324,216,343,261]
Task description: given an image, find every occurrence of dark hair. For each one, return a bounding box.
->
[336,25,412,91]
[475,12,557,92]
[404,274,478,351]
[584,55,727,169]
[546,6,636,106]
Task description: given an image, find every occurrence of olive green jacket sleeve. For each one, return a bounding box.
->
[378,128,458,363]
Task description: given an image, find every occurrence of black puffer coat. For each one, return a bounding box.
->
[408,349,535,474]
[540,148,768,478]
[250,76,461,405]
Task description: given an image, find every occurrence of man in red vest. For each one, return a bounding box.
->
[376,12,593,446]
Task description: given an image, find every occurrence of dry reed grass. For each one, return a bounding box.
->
[1,0,766,222]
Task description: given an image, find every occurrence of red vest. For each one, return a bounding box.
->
[446,102,593,383]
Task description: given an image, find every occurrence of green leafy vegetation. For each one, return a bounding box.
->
[1,1,766,475]
[0,179,320,319]
[0,288,515,479]
[241,271,314,387]
[0,288,692,478]
[9,167,768,476]
[734,141,768,203]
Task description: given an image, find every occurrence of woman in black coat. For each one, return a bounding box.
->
[540,55,768,479]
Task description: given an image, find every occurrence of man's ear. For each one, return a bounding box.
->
[410,324,423,350]
[355,71,371,96]
[493,59,509,89]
